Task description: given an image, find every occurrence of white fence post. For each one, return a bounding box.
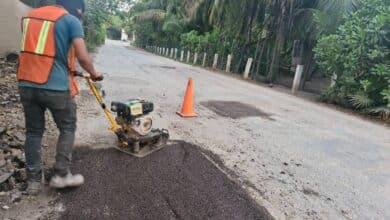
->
[186,51,191,63]
[174,48,178,59]
[194,52,198,65]
[166,48,170,56]
[202,53,207,67]
[170,48,174,58]
[330,72,337,88]
[243,58,253,79]
[180,50,184,61]
[212,53,219,69]
[226,54,232,72]
[292,64,304,94]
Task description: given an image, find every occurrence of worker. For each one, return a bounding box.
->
[17,0,103,195]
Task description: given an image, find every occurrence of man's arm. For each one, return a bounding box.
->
[72,38,103,80]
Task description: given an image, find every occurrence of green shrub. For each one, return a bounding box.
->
[315,0,390,118]
[83,0,108,50]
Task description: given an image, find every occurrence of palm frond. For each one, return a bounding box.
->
[132,9,166,23]
[367,106,390,120]
[349,93,373,109]
[209,0,226,25]
[183,0,207,19]
[163,17,186,32]
[317,0,358,15]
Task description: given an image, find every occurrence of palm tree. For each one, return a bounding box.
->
[129,0,361,85]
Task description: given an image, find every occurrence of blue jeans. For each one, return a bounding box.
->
[19,87,77,181]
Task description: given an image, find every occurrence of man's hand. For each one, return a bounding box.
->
[91,72,104,81]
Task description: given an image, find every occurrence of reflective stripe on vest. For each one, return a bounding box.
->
[35,21,52,54]
[20,18,30,51]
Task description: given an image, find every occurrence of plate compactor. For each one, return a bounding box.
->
[76,72,169,157]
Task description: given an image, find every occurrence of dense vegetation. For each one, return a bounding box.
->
[315,0,389,117]
[127,0,389,119]
[17,0,390,119]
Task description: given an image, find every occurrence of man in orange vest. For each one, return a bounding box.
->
[18,0,103,195]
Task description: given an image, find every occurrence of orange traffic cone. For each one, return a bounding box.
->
[177,78,197,117]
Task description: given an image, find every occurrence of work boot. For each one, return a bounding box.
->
[25,180,42,196]
[49,173,84,189]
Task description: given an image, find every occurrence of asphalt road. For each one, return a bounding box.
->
[73,40,390,220]
[59,142,272,220]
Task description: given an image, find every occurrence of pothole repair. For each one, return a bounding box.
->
[56,141,273,220]
[201,100,274,120]
[149,65,176,70]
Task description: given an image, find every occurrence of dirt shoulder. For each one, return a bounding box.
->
[0,58,90,219]
[0,58,60,220]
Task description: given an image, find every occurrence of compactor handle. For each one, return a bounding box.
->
[73,71,104,81]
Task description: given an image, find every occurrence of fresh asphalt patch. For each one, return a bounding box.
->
[58,141,273,220]
[201,101,274,120]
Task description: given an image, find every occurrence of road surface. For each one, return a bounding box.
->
[74,40,389,220]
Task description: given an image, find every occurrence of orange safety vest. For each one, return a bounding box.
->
[17,5,79,96]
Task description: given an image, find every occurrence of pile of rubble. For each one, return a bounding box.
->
[0,57,27,209]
